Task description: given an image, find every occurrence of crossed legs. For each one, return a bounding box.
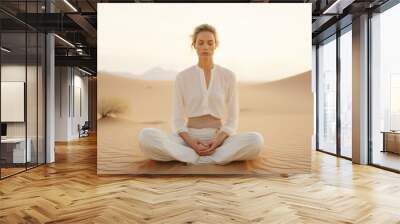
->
[138,128,264,165]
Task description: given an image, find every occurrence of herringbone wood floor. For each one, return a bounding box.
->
[1,135,400,223]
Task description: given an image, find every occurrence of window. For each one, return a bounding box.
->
[390,74,400,130]
[370,2,400,171]
[340,27,352,158]
[317,36,337,154]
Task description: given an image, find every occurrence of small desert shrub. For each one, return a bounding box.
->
[98,97,128,119]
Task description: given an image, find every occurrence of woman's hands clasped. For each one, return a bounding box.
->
[190,138,217,156]
[187,133,227,156]
[180,131,229,156]
[187,138,212,155]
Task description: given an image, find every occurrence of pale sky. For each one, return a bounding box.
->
[98,3,311,81]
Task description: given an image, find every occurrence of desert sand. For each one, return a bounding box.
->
[97,72,313,175]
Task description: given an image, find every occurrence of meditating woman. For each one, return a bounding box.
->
[138,24,264,165]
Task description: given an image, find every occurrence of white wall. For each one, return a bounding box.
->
[1,65,27,142]
[55,67,89,141]
[70,73,89,139]
[55,66,70,141]
[1,65,37,138]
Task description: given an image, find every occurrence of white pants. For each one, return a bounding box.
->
[137,127,264,165]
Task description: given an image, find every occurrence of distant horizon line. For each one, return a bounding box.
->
[98,69,312,83]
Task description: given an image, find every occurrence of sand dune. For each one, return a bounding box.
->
[97,71,312,175]
[240,71,312,115]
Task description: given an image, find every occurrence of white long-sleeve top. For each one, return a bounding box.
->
[171,64,239,136]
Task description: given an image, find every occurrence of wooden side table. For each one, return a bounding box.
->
[381,131,400,154]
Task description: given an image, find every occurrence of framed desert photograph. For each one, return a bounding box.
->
[97,3,312,175]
